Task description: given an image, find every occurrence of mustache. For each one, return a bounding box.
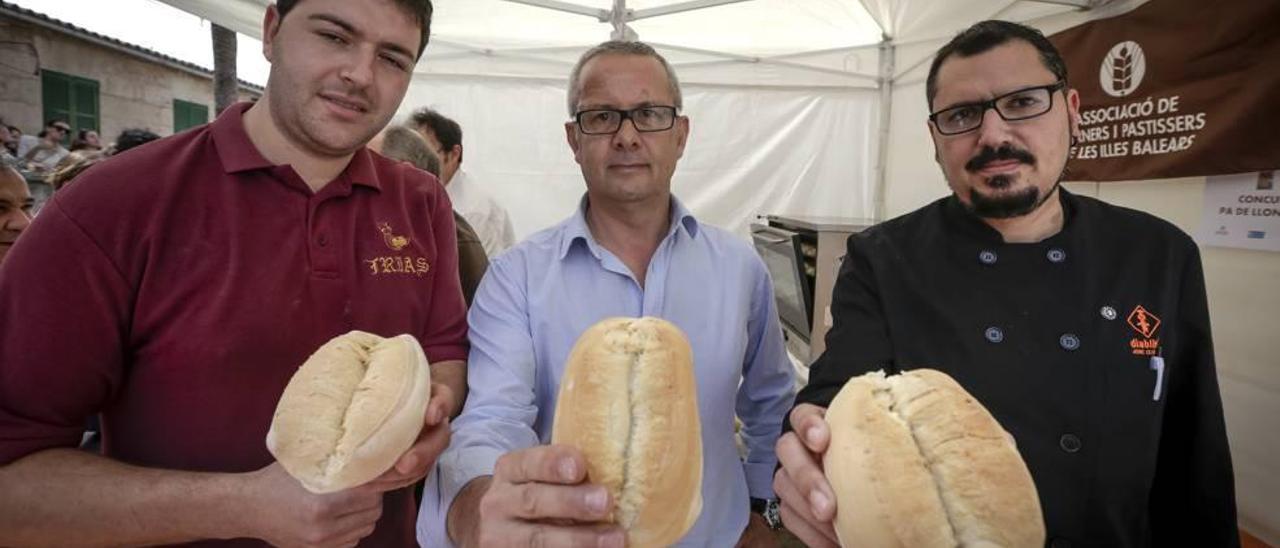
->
[965,145,1036,172]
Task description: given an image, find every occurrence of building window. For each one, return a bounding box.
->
[173,99,209,133]
[41,69,99,142]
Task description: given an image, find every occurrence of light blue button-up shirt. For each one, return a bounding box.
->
[418,196,795,547]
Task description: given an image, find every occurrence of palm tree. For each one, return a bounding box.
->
[211,23,237,114]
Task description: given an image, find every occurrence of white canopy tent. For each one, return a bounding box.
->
[161,1,1278,543]
[159,0,1133,237]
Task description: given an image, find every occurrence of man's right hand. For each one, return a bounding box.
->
[237,462,385,548]
[454,444,625,548]
[773,403,840,548]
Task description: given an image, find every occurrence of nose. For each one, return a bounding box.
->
[3,209,32,235]
[339,47,377,88]
[974,107,1015,149]
[611,117,641,150]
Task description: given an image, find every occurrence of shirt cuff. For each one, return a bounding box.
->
[743,460,777,500]
[417,445,505,548]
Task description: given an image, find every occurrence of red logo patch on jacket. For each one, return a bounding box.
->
[1127,305,1161,356]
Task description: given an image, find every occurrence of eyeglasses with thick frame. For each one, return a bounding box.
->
[928,81,1066,136]
[573,106,679,135]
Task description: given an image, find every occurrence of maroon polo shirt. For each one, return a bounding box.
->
[0,102,468,546]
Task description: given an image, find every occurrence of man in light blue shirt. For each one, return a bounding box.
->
[418,40,795,547]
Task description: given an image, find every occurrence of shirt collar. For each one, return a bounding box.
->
[210,101,381,191]
[558,194,700,260]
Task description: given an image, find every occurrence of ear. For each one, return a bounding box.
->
[565,121,583,164]
[450,144,463,166]
[262,5,282,62]
[673,115,690,159]
[926,121,941,165]
[1065,87,1082,141]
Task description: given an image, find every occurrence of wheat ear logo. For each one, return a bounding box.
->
[1100,41,1146,98]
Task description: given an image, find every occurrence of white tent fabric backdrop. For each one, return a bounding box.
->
[160,0,1279,542]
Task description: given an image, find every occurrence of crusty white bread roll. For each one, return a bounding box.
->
[823,369,1044,547]
[267,331,431,494]
[551,317,702,547]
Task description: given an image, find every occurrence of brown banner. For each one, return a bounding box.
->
[1050,0,1280,182]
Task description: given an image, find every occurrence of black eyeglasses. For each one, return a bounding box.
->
[574,106,679,135]
[929,81,1066,135]
[53,125,71,132]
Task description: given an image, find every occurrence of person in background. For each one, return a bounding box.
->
[3,125,19,157]
[408,107,516,257]
[370,124,490,306]
[70,129,103,152]
[0,119,18,167]
[108,128,161,155]
[46,150,106,192]
[0,165,34,264]
[16,120,70,172]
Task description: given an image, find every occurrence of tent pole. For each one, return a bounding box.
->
[610,0,637,40]
[873,37,895,222]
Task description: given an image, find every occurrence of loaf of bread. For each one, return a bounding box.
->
[551,317,702,547]
[823,369,1044,547]
[267,331,431,494]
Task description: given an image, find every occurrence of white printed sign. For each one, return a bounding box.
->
[1199,171,1280,252]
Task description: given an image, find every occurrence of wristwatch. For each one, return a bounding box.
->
[750,497,783,531]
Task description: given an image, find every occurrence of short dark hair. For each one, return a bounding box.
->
[113,129,161,155]
[46,119,69,130]
[275,0,433,58]
[408,107,462,160]
[926,20,1068,109]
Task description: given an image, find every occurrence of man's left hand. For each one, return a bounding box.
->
[735,512,780,548]
[363,382,455,492]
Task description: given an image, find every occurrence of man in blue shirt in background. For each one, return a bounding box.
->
[417,40,795,547]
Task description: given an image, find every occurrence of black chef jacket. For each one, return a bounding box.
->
[795,189,1238,547]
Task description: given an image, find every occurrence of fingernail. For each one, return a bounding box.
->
[398,455,417,473]
[806,426,822,445]
[810,490,831,515]
[598,530,624,548]
[559,458,578,481]
[585,487,608,514]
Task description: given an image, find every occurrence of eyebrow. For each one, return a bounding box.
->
[578,101,666,111]
[308,13,416,60]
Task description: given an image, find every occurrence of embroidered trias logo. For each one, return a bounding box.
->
[366,222,429,277]
[1127,305,1161,356]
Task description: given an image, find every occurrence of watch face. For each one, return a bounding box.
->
[764,500,782,530]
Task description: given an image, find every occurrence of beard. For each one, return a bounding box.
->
[961,143,1062,219]
[968,176,1043,218]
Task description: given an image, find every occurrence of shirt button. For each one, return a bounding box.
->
[984,326,1004,343]
[1047,248,1066,263]
[1100,306,1117,320]
[316,234,328,247]
[1059,434,1082,453]
[978,250,998,265]
[1059,333,1080,351]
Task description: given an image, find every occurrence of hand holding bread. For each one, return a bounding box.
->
[784,369,1046,548]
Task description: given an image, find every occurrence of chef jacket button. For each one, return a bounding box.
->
[978,250,998,265]
[1059,434,1082,453]
[984,326,1004,343]
[1047,248,1066,263]
[1101,306,1117,320]
[1059,333,1080,351]
[1049,537,1074,548]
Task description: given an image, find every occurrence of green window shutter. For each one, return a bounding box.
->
[41,70,99,143]
[173,100,209,133]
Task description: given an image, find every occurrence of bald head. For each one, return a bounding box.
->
[0,165,34,263]
[371,125,441,177]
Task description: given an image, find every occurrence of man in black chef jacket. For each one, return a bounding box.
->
[772,20,1238,548]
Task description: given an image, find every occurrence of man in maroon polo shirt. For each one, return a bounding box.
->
[0,0,467,546]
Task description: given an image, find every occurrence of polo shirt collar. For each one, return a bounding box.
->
[210,101,381,191]
[559,194,700,259]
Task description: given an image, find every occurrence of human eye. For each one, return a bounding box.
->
[380,53,410,72]
[944,106,980,126]
[1001,90,1046,112]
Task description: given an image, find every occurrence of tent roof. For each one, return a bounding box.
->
[158,0,1124,89]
